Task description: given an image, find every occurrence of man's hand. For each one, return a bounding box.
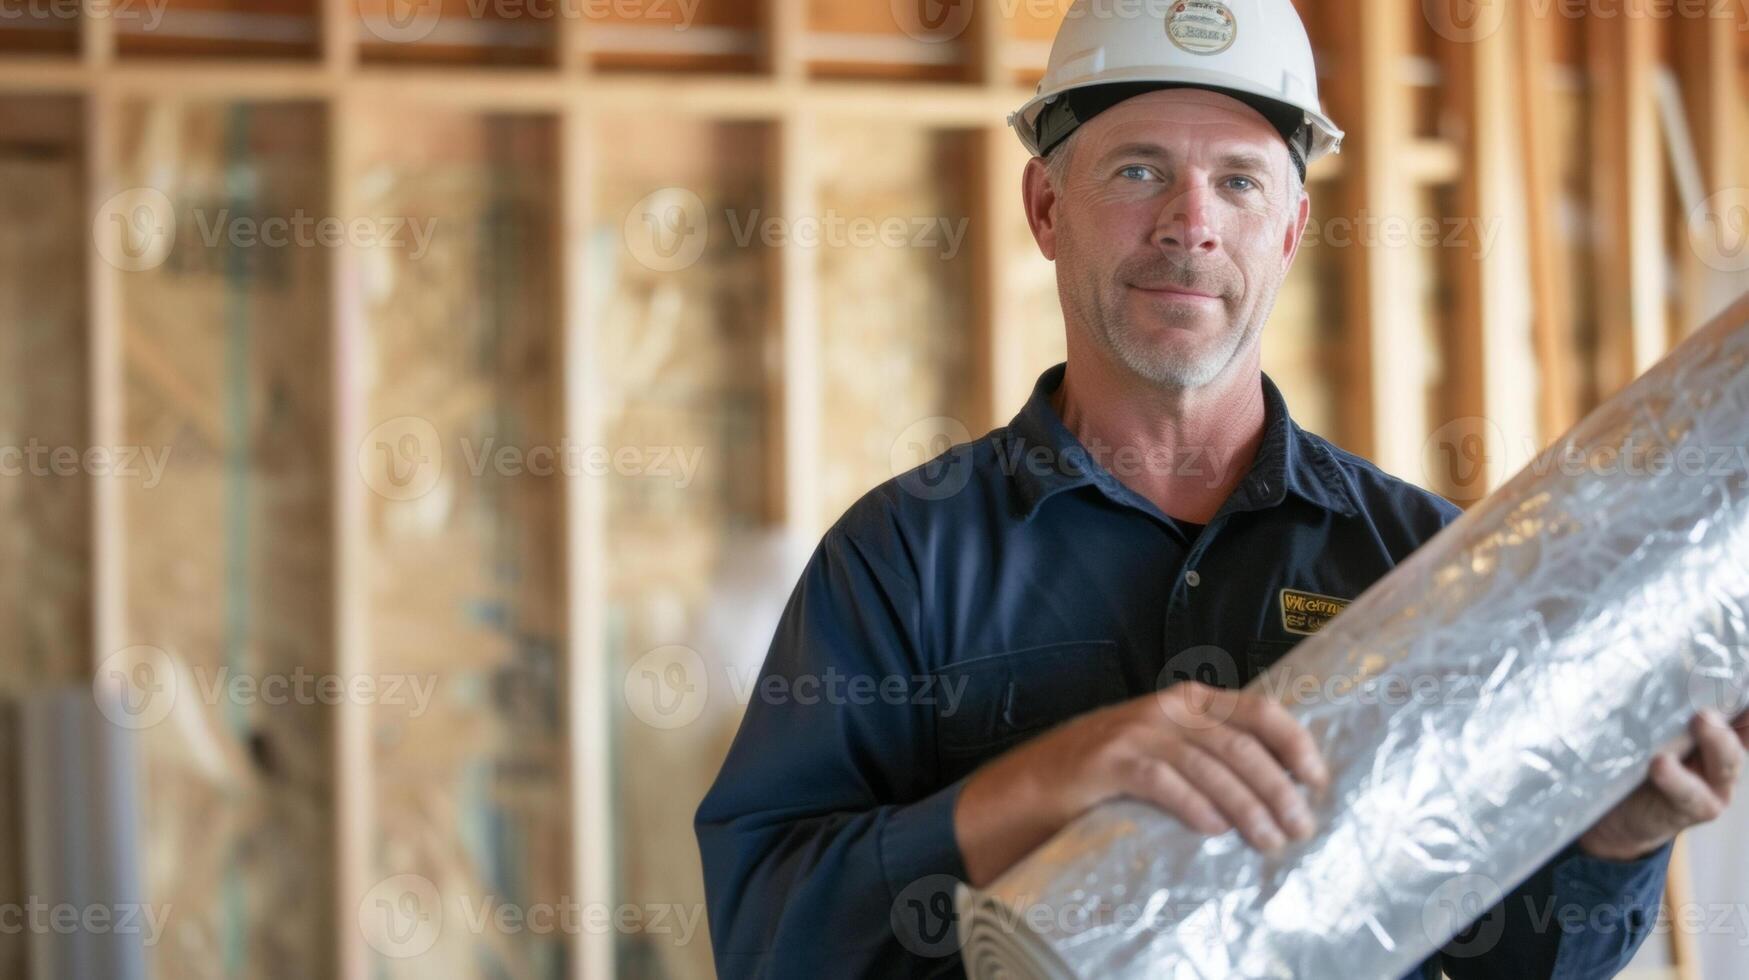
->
[954,681,1330,887]
[1578,709,1749,862]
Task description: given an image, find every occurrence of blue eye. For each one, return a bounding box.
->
[1226,175,1259,192]
[1118,165,1155,181]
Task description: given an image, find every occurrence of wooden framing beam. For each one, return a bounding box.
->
[1516,1,1578,444]
[322,0,353,73]
[1587,2,1665,394]
[1328,0,1417,473]
[1668,834,1702,980]
[969,0,1005,87]
[328,9,365,980]
[81,0,120,690]
[0,60,88,92]
[768,110,822,538]
[557,0,588,75]
[763,0,804,84]
[83,74,120,670]
[326,89,370,980]
[966,124,1010,436]
[81,0,114,68]
[558,98,611,980]
[0,58,1477,190]
[1441,0,1524,499]
[756,0,818,533]
[0,61,1030,115]
[965,0,1011,433]
[1674,2,1742,331]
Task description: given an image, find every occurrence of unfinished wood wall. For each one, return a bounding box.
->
[816,121,976,522]
[0,94,88,980]
[355,108,568,980]
[592,115,771,980]
[0,2,1744,979]
[115,99,335,980]
[0,96,88,690]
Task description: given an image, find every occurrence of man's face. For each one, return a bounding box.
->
[1036,89,1310,391]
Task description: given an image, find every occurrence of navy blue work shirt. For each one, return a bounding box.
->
[697,362,1671,979]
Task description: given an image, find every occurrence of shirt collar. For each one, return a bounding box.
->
[1004,362,1360,521]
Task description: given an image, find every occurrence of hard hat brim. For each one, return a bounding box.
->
[1031,81,1307,162]
[1010,67,1343,164]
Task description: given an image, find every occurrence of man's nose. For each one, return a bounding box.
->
[1155,181,1220,255]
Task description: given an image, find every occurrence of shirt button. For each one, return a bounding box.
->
[1185,570,1202,588]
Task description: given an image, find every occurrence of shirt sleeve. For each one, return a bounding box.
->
[1437,839,1672,979]
[694,523,970,979]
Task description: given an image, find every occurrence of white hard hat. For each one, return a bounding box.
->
[1009,0,1343,177]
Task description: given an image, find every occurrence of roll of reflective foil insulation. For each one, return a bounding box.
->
[958,292,1749,979]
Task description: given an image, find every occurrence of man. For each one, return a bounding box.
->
[697,1,1749,976]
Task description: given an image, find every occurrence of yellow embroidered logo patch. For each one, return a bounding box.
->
[1279,588,1351,636]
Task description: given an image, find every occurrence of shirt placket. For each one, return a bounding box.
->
[1160,474,1273,691]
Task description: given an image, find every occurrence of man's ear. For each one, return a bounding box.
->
[1280,187,1311,271]
[1021,156,1059,261]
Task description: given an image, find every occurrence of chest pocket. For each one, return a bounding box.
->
[1245,638,1302,685]
[932,640,1129,781]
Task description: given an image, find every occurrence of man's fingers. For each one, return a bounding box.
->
[1192,726,1316,841]
[1168,741,1289,851]
[1122,755,1229,836]
[1133,686,1326,848]
[1650,752,1727,824]
[1729,708,1749,748]
[1222,694,1330,792]
[1694,711,1743,795]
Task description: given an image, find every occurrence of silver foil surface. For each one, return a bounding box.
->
[958,292,1749,979]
